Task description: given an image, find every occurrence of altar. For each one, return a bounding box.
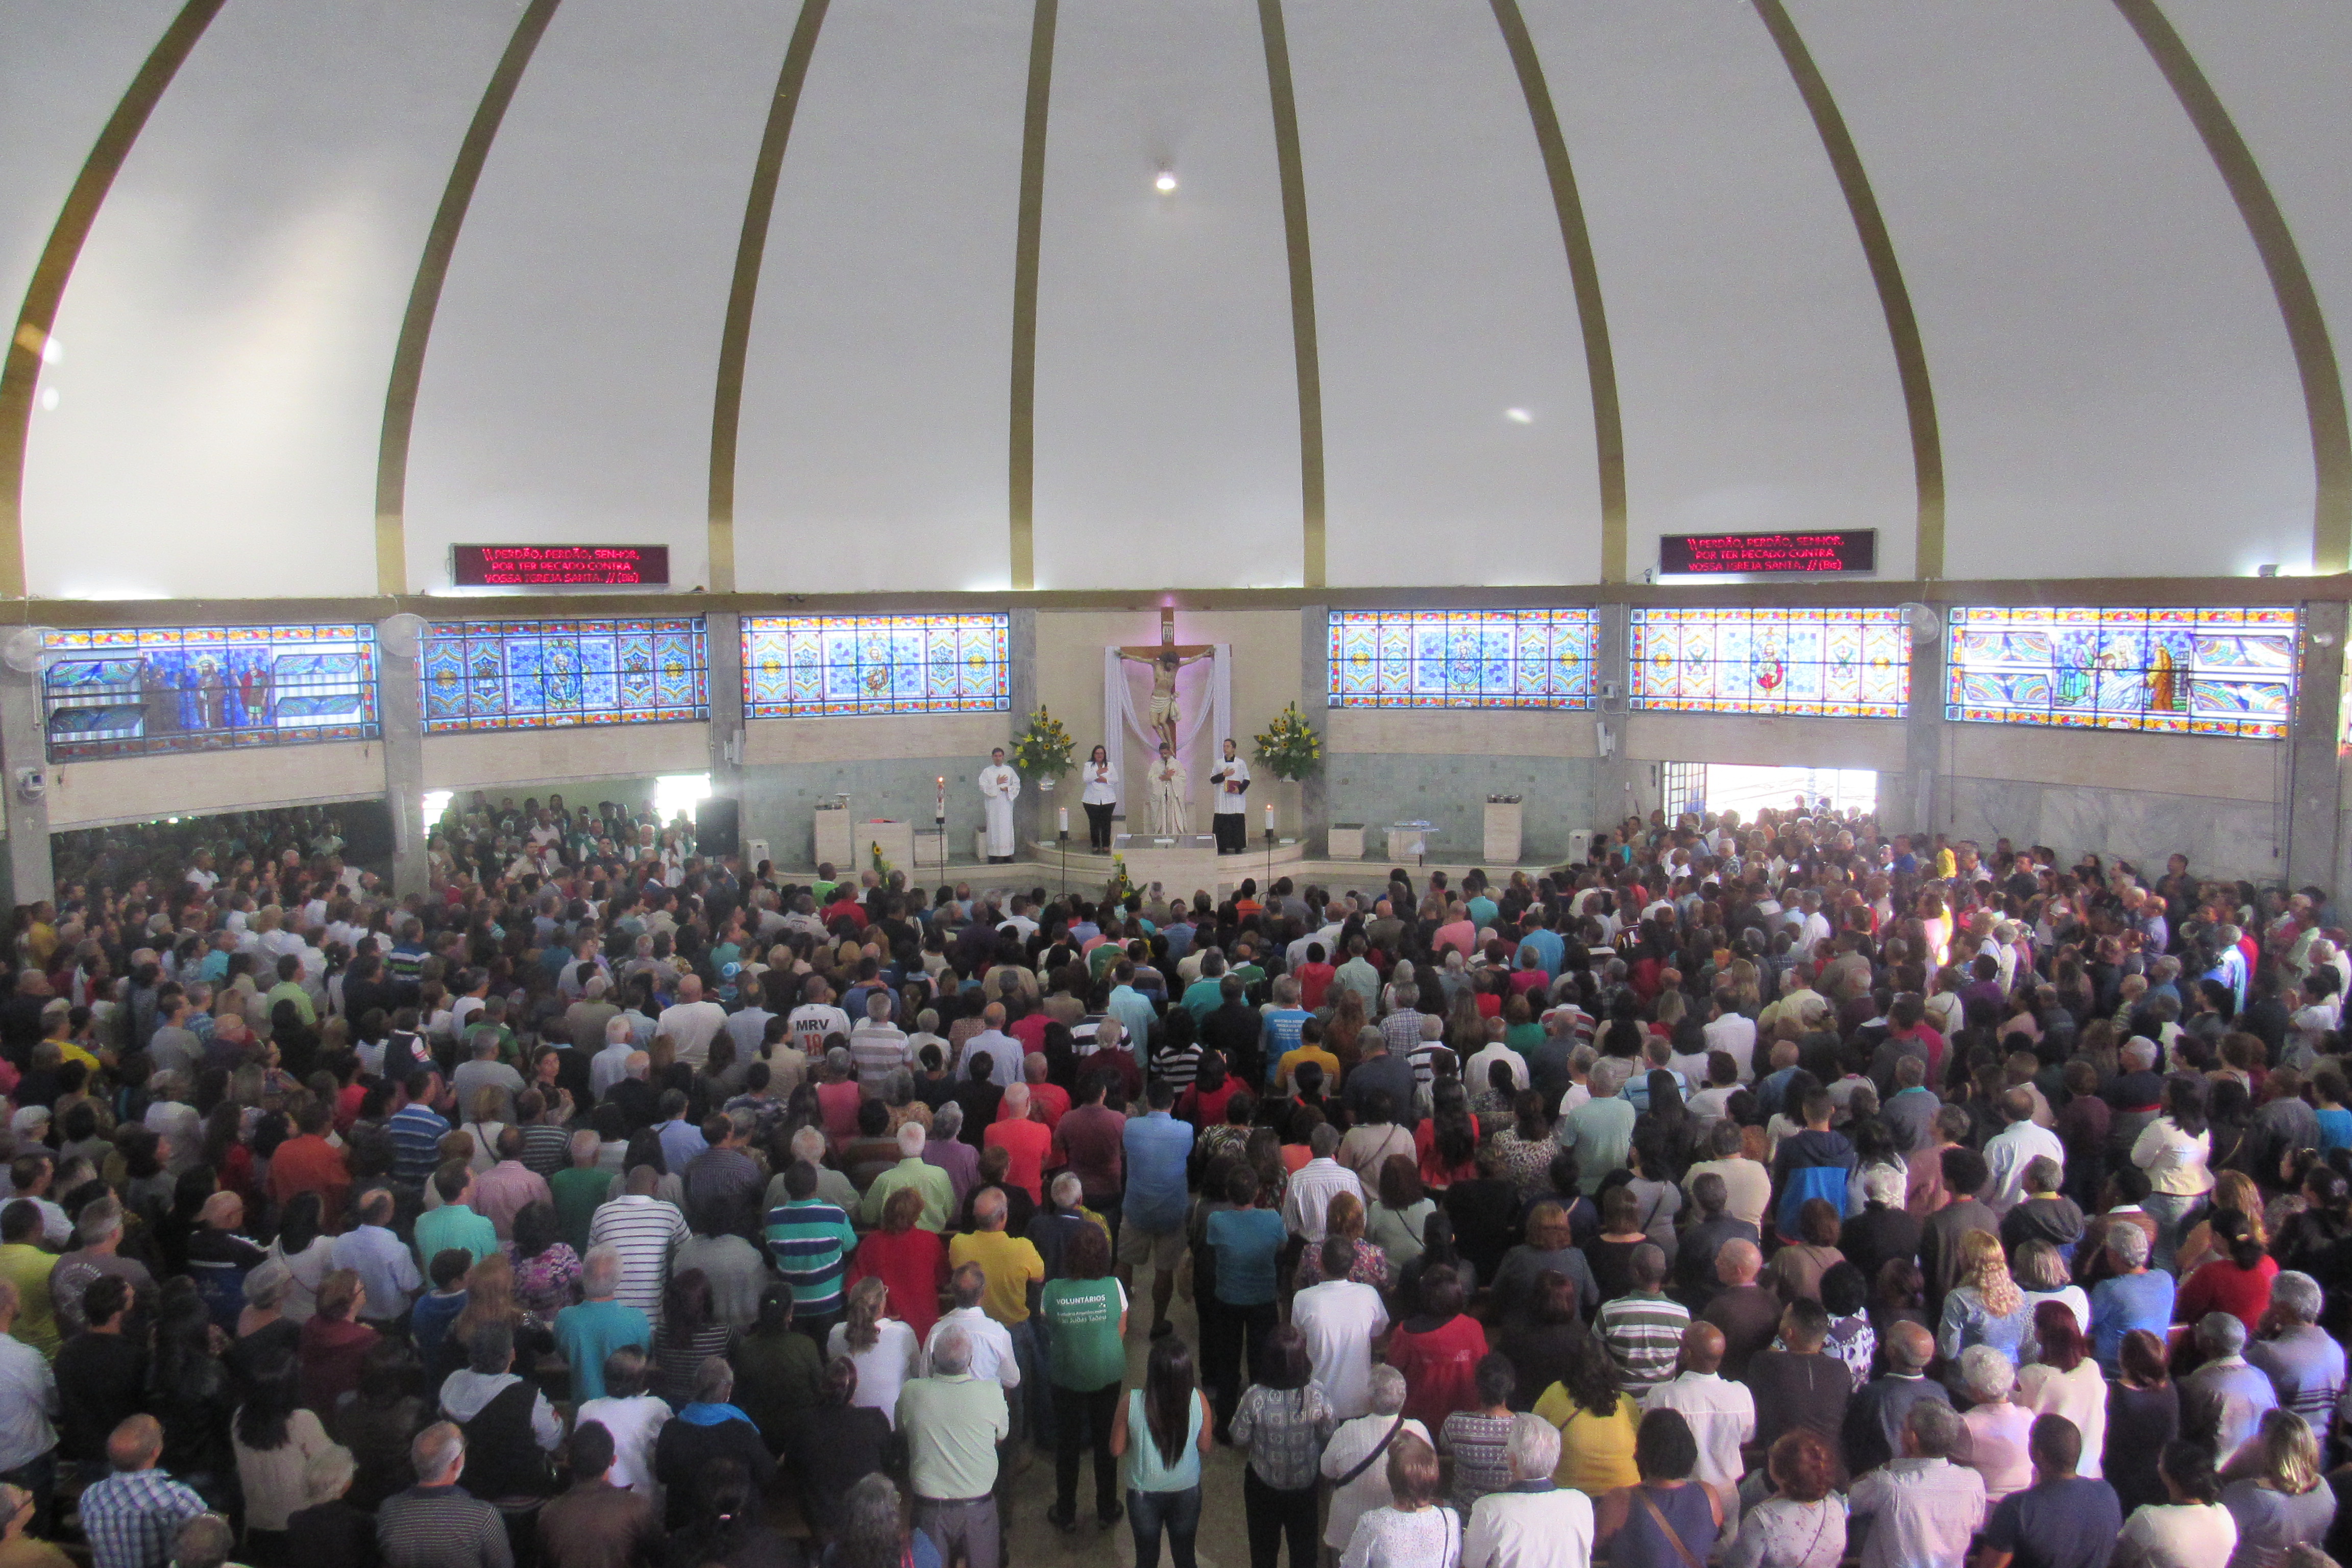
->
[1102,832,1214,899]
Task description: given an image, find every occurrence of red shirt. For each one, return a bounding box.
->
[2175,1254,2278,1334]
[1052,1104,1126,1205]
[848,1226,949,1339]
[1295,962,1336,1011]
[1385,1312,1490,1428]
[985,1116,1053,1202]
[1010,1014,1051,1061]
[269,1134,351,1229]
[818,1080,863,1148]
[822,897,868,930]
[1413,1115,1480,1190]
[1176,1080,1239,1130]
[1002,1081,1070,1129]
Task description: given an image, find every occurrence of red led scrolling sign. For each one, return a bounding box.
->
[1658,530,1876,576]
[451,546,671,587]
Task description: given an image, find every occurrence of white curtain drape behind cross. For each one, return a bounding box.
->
[1104,645,1229,835]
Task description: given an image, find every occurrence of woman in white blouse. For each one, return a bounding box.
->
[1081,745,1119,851]
[2131,1073,2214,1272]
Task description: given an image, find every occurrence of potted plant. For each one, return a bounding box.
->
[1010,705,1075,790]
[1252,701,1321,782]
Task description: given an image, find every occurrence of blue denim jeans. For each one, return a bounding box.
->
[1009,1316,1050,1446]
[1128,1484,1202,1568]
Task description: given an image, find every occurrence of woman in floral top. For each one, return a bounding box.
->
[1232,1326,1333,1568]
[506,1202,581,1331]
[1486,1091,1561,1196]
[1292,1192,1392,1294]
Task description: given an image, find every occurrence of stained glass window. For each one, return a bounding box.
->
[41,624,380,761]
[1326,609,1598,708]
[1946,606,2296,739]
[742,614,1010,718]
[420,618,709,733]
[1629,607,1909,716]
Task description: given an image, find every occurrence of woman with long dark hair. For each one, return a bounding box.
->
[665,1456,797,1567]
[1530,1331,1639,1496]
[231,1350,331,1566]
[2174,1209,2278,1334]
[1415,1080,1481,1192]
[2114,1440,2233,1566]
[823,1274,916,1426]
[651,1267,736,1409]
[1111,1334,1212,1568]
[781,1357,893,1541]
[1592,1407,1721,1568]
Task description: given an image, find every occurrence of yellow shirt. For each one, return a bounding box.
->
[1532,1385,1639,1496]
[947,1229,1045,1325]
[0,1243,60,1357]
[1277,1047,1341,1093]
[57,1044,99,1075]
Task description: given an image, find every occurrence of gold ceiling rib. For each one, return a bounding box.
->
[708,0,833,596]
[1488,0,1627,585]
[0,0,228,602]
[2114,0,2351,577]
[373,0,563,598]
[1007,0,1061,594]
[1752,0,1946,583]
[1257,0,1327,591]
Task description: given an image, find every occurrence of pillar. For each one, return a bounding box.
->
[1591,603,1644,829]
[0,663,53,906]
[1299,604,1329,850]
[1008,607,1041,854]
[379,643,428,898]
[2285,598,2344,889]
[705,609,746,812]
[1900,602,1948,838]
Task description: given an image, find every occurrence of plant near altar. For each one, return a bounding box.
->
[1010,705,1075,786]
[1105,852,1131,904]
[868,839,892,879]
[1252,702,1322,782]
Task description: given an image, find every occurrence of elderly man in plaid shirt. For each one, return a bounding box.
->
[77,1415,206,1568]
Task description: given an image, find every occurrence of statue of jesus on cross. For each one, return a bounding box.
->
[1117,606,1214,754]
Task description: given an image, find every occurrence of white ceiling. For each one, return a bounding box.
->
[9,0,2344,598]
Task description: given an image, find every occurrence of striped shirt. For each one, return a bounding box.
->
[765,1197,859,1314]
[387,1103,451,1186]
[1595,1290,1690,1392]
[848,1024,910,1090]
[585,1195,689,1322]
[79,1467,207,1568]
[520,1121,573,1178]
[375,1483,509,1568]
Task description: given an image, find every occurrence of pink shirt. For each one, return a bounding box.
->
[472,1160,553,1240]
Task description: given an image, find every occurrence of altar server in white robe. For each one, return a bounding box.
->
[978,747,1020,862]
[1211,738,1251,853]
[1080,744,1119,851]
[1148,742,1190,836]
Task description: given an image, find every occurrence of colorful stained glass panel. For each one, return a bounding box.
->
[420,618,709,732]
[1946,606,2296,739]
[742,614,1010,718]
[1628,607,1908,717]
[41,624,380,761]
[1326,609,1598,708]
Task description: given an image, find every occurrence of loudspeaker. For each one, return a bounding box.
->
[696,796,741,858]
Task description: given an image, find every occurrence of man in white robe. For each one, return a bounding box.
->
[1147,742,1190,837]
[1210,738,1251,853]
[977,747,1020,863]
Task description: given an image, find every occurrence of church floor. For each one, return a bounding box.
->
[997,1287,1264,1568]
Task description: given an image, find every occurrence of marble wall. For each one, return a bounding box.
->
[1324,752,1600,864]
[1942,773,2284,884]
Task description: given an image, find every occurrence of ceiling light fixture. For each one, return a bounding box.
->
[1155,170,1178,193]
[1505,407,1532,424]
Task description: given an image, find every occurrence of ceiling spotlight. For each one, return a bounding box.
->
[1505,407,1533,424]
[36,387,58,412]
[39,337,62,365]
[1155,171,1178,193]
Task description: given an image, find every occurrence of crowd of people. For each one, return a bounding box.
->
[0,795,2345,1568]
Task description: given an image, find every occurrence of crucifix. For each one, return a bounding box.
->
[1117,606,1214,753]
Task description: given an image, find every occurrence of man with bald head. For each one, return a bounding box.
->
[1842,1320,1952,1476]
[961,1003,1020,1089]
[78,1415,207,1568]
[1697,1238,1779,1378]
[1640,1322,1754,1516]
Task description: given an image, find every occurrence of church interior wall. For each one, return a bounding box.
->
[420,723,711,794]
[46,738,388,831]
[1941,774,2282,888]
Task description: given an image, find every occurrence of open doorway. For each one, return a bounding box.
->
[1663,764,1877,822]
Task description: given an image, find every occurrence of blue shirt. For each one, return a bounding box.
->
[1205,1206,1287,1306]
[657,1116,708,1174]
[330,1223,423,1321]
[555,1297,651,1403]
[1107,986,1158,1055]
[1521,929,1564,978]
[2091,1269,2176,1368]
[1258,1009,1311,1083]
[386,1103,451,1186]
[2317,1106,2352,1151]
[1121,1112,1195,1232]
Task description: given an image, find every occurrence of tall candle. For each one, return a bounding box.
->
[1263,802,1275,835]
[1058,806,1069,834]
[935,777,946,821]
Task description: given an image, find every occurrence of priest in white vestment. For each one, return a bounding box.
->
[1147,742,1190,836]
[977,747,1020,862]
